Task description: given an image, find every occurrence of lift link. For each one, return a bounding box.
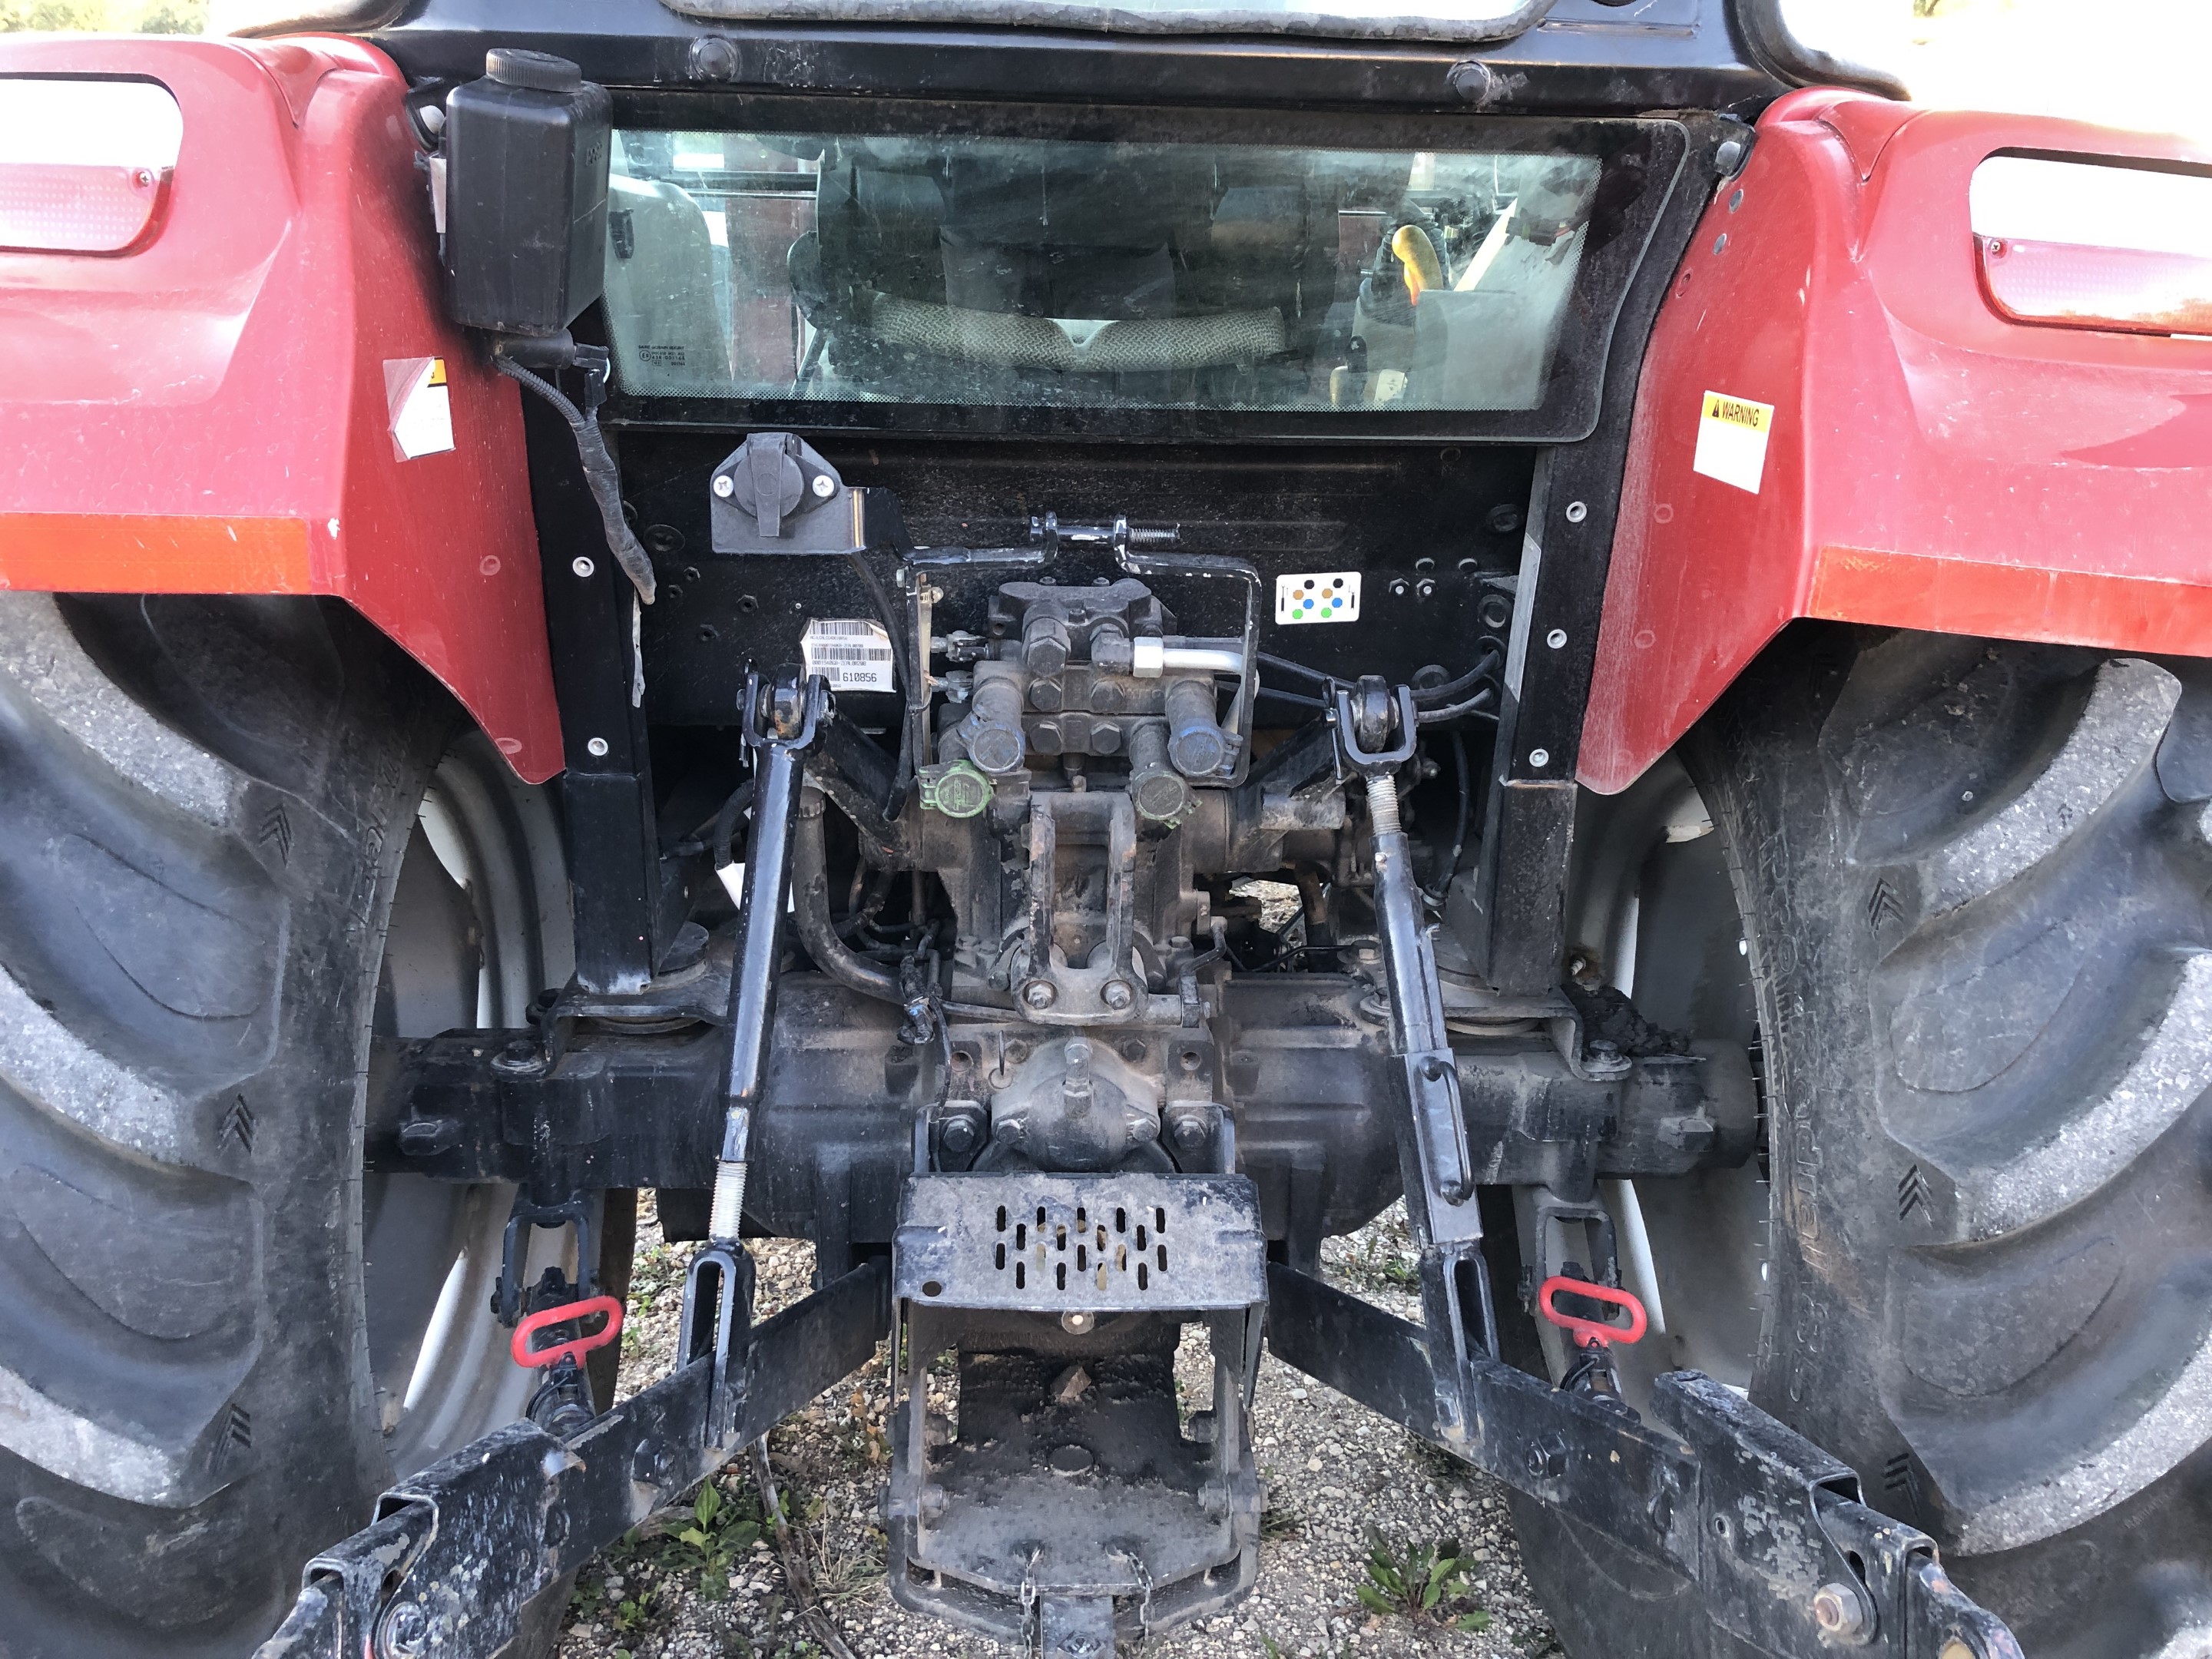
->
[1271,681,2025,1659]
[690,671,828,1446]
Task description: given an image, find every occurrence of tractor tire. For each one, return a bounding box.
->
[1513,627,2212,1658]
[0,594,579,1657]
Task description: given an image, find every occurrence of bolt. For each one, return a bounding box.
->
[687,34,739,80]
[713,474,734,498]
[571,555,595,578]
[1528,747,1551,769]
[1101,979,1134,1011]
[1022,980,1058,1011]
[810,472,836,498]
[1171,1115,1208,1153]
[1060,1312,1096,1336]
[1445,58,1496,107]
[1715,137,1746,175]
[1415,578,1436,599]
[491,1037,545,1076]
[1389,578,1409,597]
[1546,628,1568,649]
[939,1115,981,1156]
[586,737,610,758]
[1486,503,1522,535]
[378,1601,430,1658]
[1565,500,1589,524]
[1811,1583,1868,1639]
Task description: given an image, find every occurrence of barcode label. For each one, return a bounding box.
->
[801,618,896,692]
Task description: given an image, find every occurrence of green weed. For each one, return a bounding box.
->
[1357,1530,1492,1634]
[676,1476,767,1600]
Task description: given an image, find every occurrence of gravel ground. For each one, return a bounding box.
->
[555,1200,1555,1659]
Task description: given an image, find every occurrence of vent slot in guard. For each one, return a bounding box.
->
[892,1174,1266,1313]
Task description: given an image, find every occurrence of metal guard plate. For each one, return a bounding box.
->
[894,1173,1266,1312]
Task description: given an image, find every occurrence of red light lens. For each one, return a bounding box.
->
[0,78,183,257]
[0,162,172,255]
[1979,234,2212,337]
[1971,154,2212,339]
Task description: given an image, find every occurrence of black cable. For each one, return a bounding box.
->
[491,356,657,604]
[840,548,917,816]
[1426,730,1472,904]
[1259,651,1335,685]
[709,780,753,870]
[1262,645,1505,714]
[1416,683,1502,725]
[1410,644,1505,707]
[1257,684,1328,710]
[1243,939,1342,973]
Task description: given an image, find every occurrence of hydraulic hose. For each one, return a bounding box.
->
[793,788,901,1002]
[794,786,1016,1017]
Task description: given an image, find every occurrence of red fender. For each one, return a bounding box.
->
[0,35,562,783]
[1581,89,2212,794]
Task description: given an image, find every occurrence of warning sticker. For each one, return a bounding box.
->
[384,356,455,461]
[801,618,896,692]
[1692,390,1773,495]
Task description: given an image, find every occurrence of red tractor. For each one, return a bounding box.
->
[2,4,2207,1655]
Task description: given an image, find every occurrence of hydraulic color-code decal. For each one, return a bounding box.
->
[1691,389,1774,495]
[801,618,896,691]
[1275,571,1362,624]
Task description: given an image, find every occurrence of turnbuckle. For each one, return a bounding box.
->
[1330,680,1475,1225]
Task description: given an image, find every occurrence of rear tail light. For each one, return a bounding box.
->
[1971,154,2212,338]
[1977,236,2212,338]
[0,78,183,255]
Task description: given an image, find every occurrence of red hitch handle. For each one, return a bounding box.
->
[510,1294,624,1372]
[1536,1277,1647,1349]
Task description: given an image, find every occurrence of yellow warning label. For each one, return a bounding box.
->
[427,357,448,387]
[1693,389,1775,494]
[1700,391,1767,432]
